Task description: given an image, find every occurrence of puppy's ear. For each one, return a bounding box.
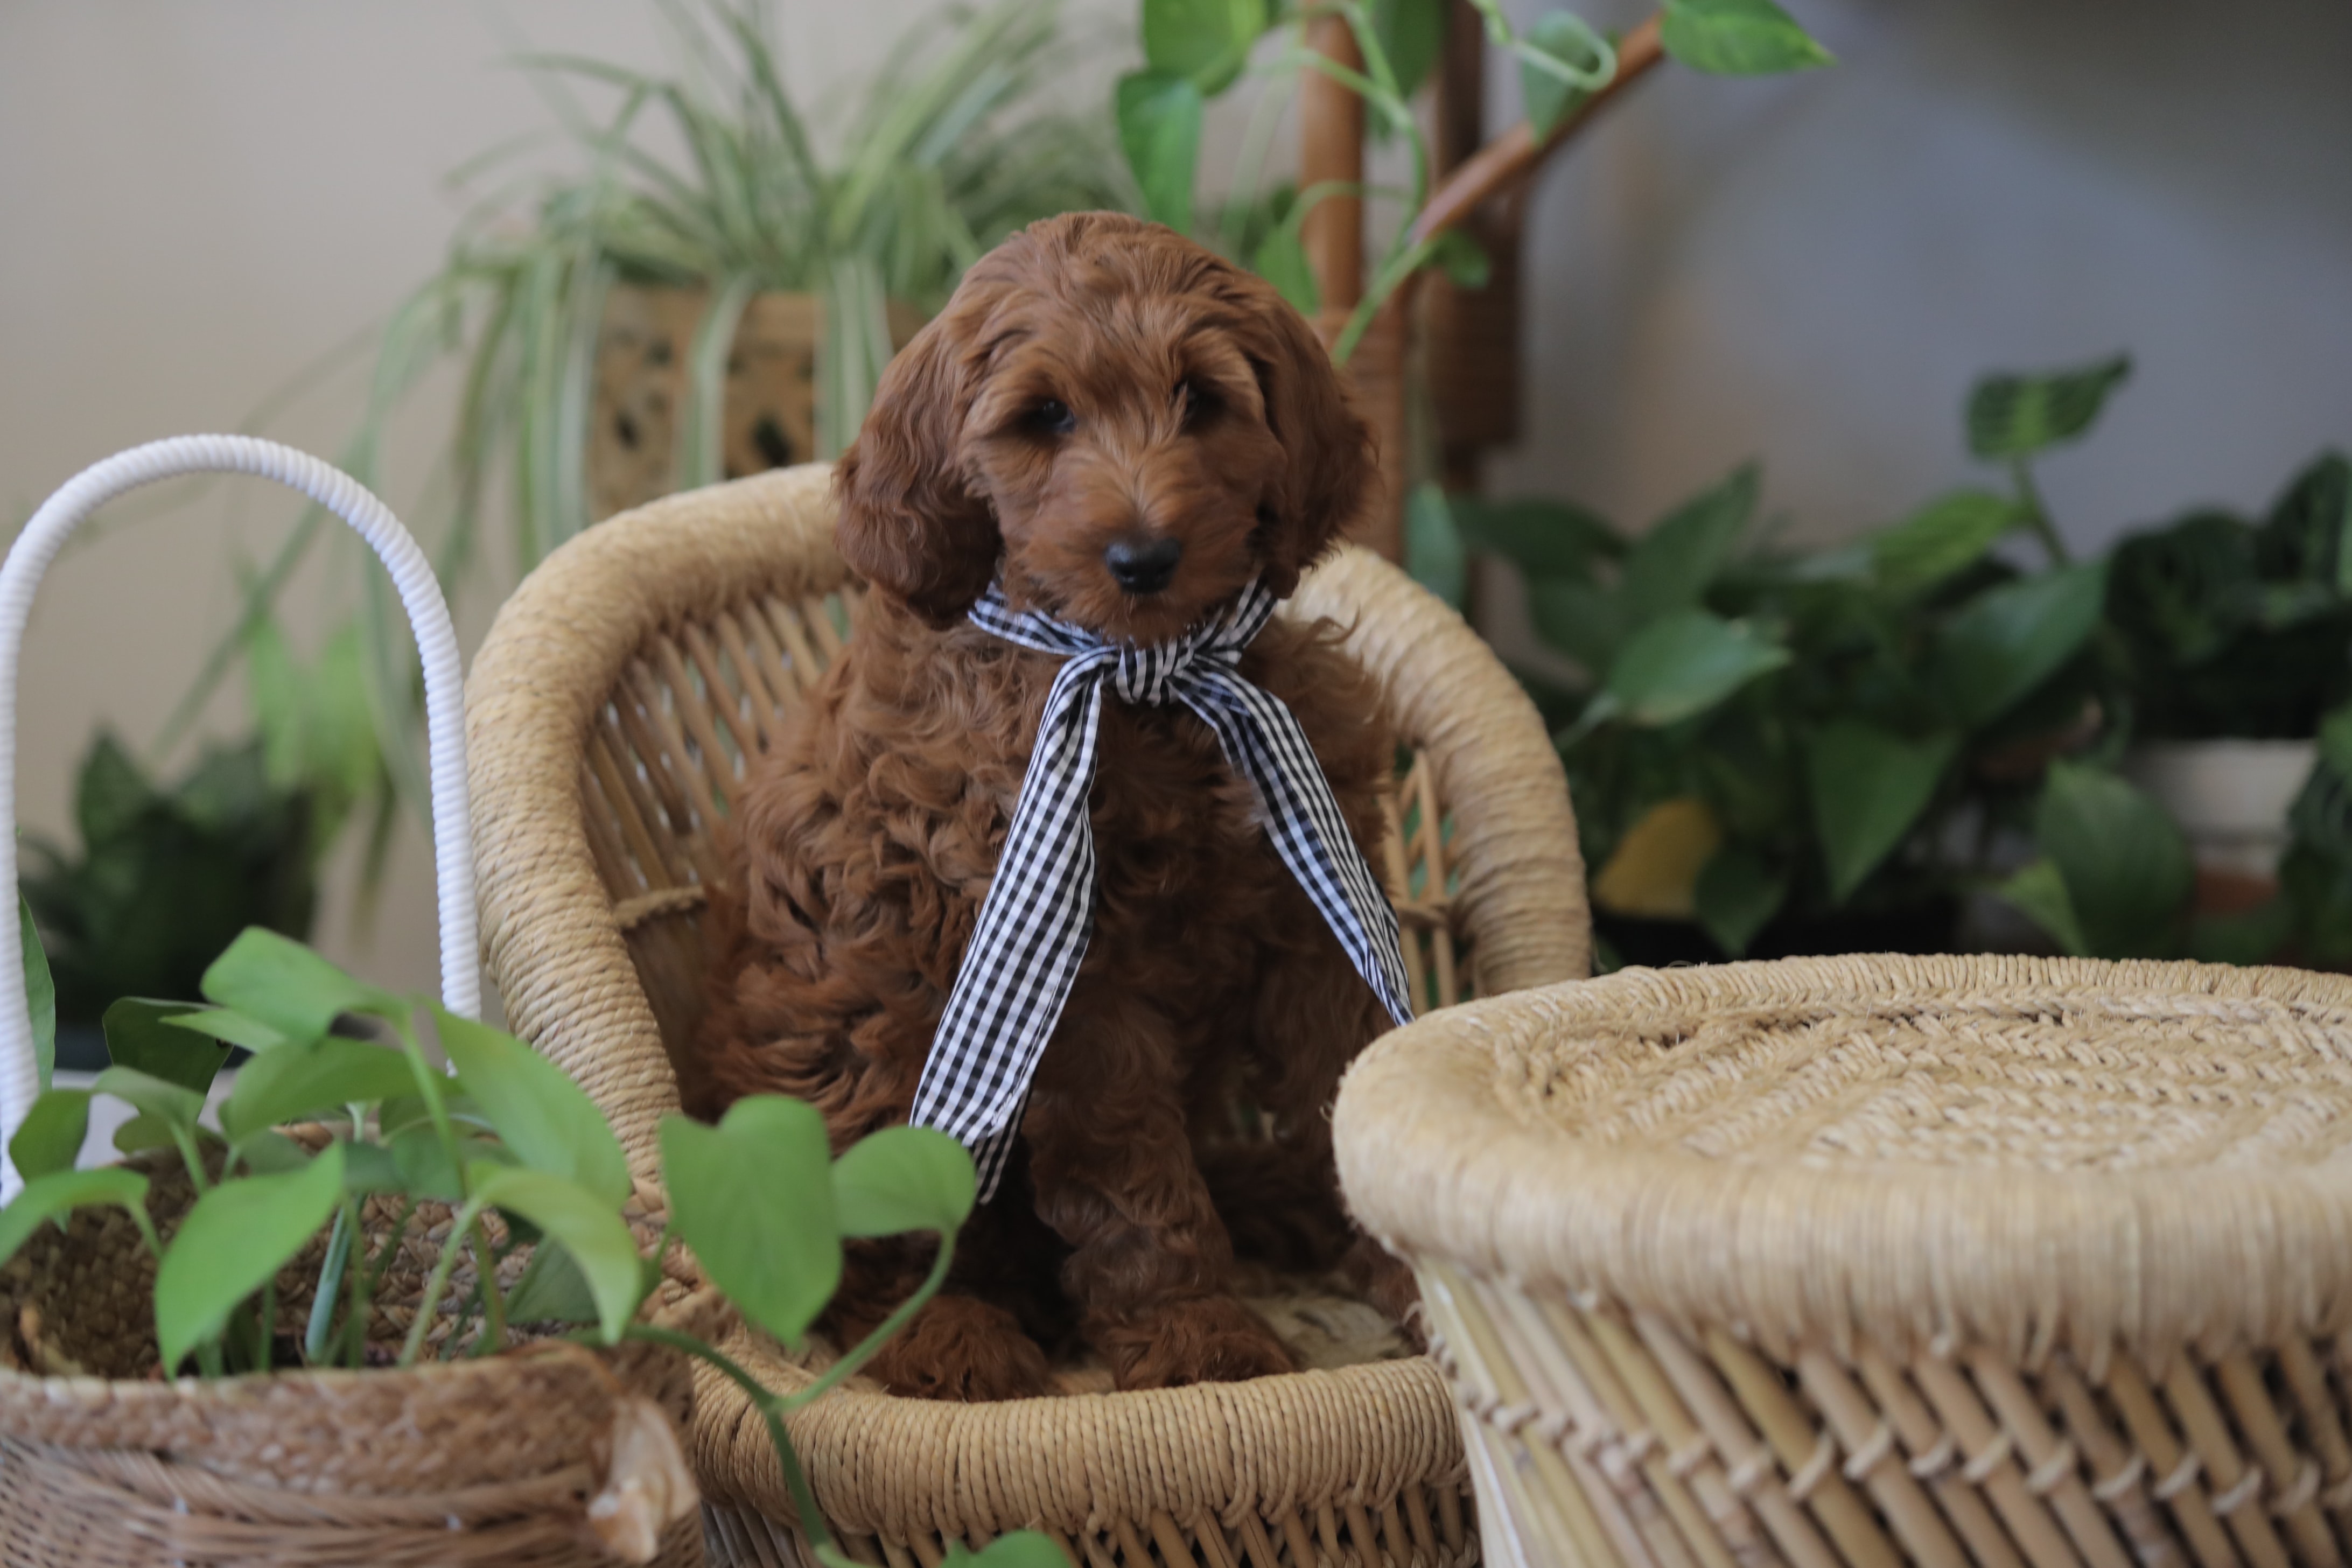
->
[833,311,1002,626]
[1246,291,1373,598]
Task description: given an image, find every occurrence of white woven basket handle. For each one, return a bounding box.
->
[0,436,478,1199]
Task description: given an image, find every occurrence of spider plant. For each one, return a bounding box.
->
[157,0,1119,872]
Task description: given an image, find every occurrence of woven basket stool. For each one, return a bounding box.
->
[0,1144,716,1566]
[1333,953,2352,1568]
[463,461,1592,1567]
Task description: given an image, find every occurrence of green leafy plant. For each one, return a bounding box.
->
[1999,447,2352,965]
[1445,351,2352,969]
[0,925,1056,1568]
[1114,0,1830,362]
[2106,451,2352,740]
[1447,357,2136,963]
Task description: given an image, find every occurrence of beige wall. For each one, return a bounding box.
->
[3,0,2347,1002]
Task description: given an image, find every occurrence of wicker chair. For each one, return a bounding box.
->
[463,463,1590,1567]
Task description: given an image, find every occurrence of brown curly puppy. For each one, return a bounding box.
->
[688,211,1409,1401]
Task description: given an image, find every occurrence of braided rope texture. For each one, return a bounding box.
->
[463,463,1593,1565]
[0,1146,716,1565]
[1336,954,2352,1568]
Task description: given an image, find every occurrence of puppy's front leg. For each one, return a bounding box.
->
[830,1233,1054,1403]
[1237,923,1424,1331]
[1025,991,1297,1390]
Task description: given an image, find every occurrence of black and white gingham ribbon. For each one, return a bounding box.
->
[910,578,1416,1199]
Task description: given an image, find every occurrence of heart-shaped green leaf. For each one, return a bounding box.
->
[2033,762,2194,959]
[1619,464,1759,624]
[199,928,402,1045]
[1453,496,1625,579]
[221,1036,418,1146]
[953,1532,1073,1568]
[1660,0,1833,75]
[1805,723,1960,903]
[165,1007,292,1054]
[9,1089,91,1182]
[1606,612,1790,726]
[1995,858,2088,957]
[660,1098,839,1345]
[235,1130,314,1175]
[1252,216,1320,317]
[1527,577,1627,673]
[430,1003,629,1207]
[19,895,54,1093]
[389,1125,513,1203]
[113,1115,180,1155]
[92,1065,206,1139]
[73,732,153,851]
[1430,229,1492,290]
[340,1139,403,1193]
[1518,10,1614,135]
[155,1142,344,1374]
[1142,0,1268,94]
[833,1126,978,1238]
[1966,354,2132,459]
[0,1167,154,1269]
[104,999,230,1096]
[467,1165,647,1345]
[504,1239,600,1325]
[2261,452,2352,595]
[1871,490,2022,598]
[1929,562,2107,727]
[1370,0,1446,101]
[1116,71,1203,234]
[1693,848,1788,957]
[379,1088,486,1140]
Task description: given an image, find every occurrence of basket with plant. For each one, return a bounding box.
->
[0,439,1061,1568]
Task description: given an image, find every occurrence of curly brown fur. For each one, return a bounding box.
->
[689,212,1412,1400]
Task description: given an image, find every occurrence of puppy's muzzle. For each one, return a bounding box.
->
[1104,535,1183,595]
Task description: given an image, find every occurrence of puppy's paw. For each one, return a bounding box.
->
[864,1295,1053,1402]
[1343,1235,1424,1346]
[1103,1293,1298,1390]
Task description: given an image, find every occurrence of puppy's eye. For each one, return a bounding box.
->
[1177,379,1217,426]
[1027,399,1077,437]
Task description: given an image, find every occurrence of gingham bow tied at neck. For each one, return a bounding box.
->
[908,576,1417,1199]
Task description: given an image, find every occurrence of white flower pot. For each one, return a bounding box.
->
[2121,738,2318,877]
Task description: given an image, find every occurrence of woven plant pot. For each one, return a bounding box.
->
[463,462,1592,1566]
[0,1143,719,1566]
[1334,954,2352,1568]
[588,284,925,523]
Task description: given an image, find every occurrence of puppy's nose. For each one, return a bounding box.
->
[1104,535,1183,595]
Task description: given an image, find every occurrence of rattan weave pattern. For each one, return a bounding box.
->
[0,1147,715,1566]
[464,462,1594,1565]
[1335,955,2352,1568]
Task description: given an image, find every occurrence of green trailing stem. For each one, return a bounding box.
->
[624,1326,846,1561]
[781,1233,956,1411]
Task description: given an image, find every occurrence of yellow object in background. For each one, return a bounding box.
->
[1590,796,1722,919]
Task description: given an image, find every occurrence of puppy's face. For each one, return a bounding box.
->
[836,213,1370,643]
[964,296,1289,642]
